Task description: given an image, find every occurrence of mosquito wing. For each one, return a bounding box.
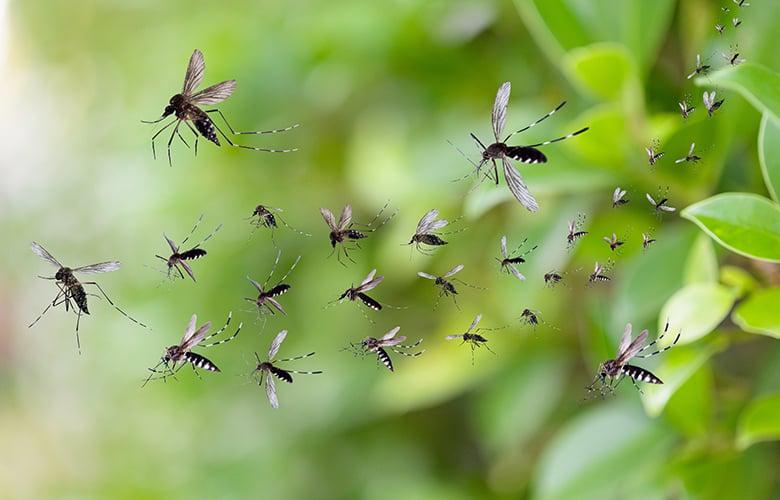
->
[247,276,266,293]
[502,157,540,212]
[265,372,279,409]
[380,326,402,342]
[337,204,353,230]
[492,82,511,141]
[320,207,337,231]
[417,271,437,280]
[73,261,121,274]
[358,272,384,292]
[468,313,483,334]
[445,334,464,340]
[189,80,237,106]
[645,193,657,206]
[268,330,288,361]
[617,325,649,364]
[500,235,508,258]
[181,49,206,96]
[30,242,63,268]
[416,209,439,233]
[443,264,465,279]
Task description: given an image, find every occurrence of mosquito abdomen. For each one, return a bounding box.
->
[623,364,663,384]
[193,113,220,146]
[185,351,220,372]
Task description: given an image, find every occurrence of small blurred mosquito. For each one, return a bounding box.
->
[497,235,537,281]
[143,49,297,165]
[612,187,629,208]
[252,329,322,409]
[733,0,749,7]
[418,264,482,309]
[351,326,424,372]
[732,17,742,28]
[585,320,680,398]
[407,209,460,255]
[703,91,724,117]
[646,189,676,216]
[723,49,746,66]
[715,24,725,35]
[603,233,625,252]
[245,251,301,317]
[566,213,588,250]
[675,143,701,165]
[337,269,385,312]
[588,261,612,284]
[155,214,222,283]
[29,242,147,353]
[468,82,589,212]
[645,140,664,167]
[321,203,395,265]
[248,204,309,246]
[445,313,495,365]
[544,270,565,288]
[687,54,710,79]
[519,308,556,331]
[679,98,696,120]
[642,230,657,251]
[143,313,241,386]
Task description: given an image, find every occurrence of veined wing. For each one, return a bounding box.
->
[182,49,206,96]
[30,242,63,268]
[269,330,288,361]
[503,157,539,212]
[189,80,237,106]
[320,207,337,231]
[492,82,511,141]
[73,261,121,274]
[337,204,353,230]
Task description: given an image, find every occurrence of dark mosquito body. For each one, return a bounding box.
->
[248,204,309,245]
[143,313,241,386]
[646,189,676,216]
[733,0,749,7]
[612,187,629,208]
[566,213,588,250]
[642,230,657,251]
[544,271,565,288]
[350,326,424,372]
[703,91,724,117]
[155,214,222,283]
[519,308,553,330]
[408,209,460,255]
[679,98,696,120]
[645,140,664,167]
[687,54,710,80]
[586,320,680,398]
[143,49,297,165]
[418,264,482,310]
[468,82,588,212]
[588,261,613,284]
[446,313,494,365]
[337,269,384,312]
[497,235,537,281]
[252,329,322,409]
[321,203,396,265]
[715,24,725,35]
[29,242,147,353]
[604,233,625,252]
[723,49,746,66]
[245,251,301,316]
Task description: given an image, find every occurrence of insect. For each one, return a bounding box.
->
[603,233,625,252]
[646,188,676,216]
[645,140,664,167]
[29,242,147,352]
[687,54,710,79]
[722,49,746,66]
[469,82,589,212]
[155,214,222,283]
[703,91,724,117]
[353,326,424,372]
[143,313,241,386]
[245,251,301,317]
[642,230,657,250]
[675,143,701,165]
[733,0,749,7]
[338,269,385,312]
[445,313,494,365]
[588,261,612,284]
[248,204,309,246]
[407,209,459,255]
[732,17,742,28]
[320,203,395,265]
[715,24,725,35]
[612,187,629,208]
[143,49,297,165]
[252,329,322,409]
[566,213,588,250]
[497,235,537,281]
[679,98,696,120]
[418,264,482,309]
[586,321,680,398]
[544,270,565,288]
[519,308,556,331]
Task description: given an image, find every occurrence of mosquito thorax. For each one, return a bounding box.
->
[484,142,505,159]
[55,268,73,281]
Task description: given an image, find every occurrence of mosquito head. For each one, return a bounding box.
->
[54,267,74,282]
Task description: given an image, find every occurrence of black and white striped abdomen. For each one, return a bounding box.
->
[185,351,220,372]
[622,364,662,384]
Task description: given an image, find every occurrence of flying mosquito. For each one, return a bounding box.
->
[351,326,424,372]
[645,140,664,167]
[715,24,725,35]
[407,209,458,254]
[722,49,746,66]
[675,143,701,165]
[566,213,588,250]
[497,235,537,281]
[544,270,565,288]
[519,308,551,330]
[612,187,629,208]
[29,242,147,353]
[155,214,222,283]
[252,329,322,409]
[320,203,395,265]
[469,82,589,212]
[687,54,710,79]
[245,251,301,317]
[679,98,696,120]
[732,17,742,28]
[642,230,657,250]
[703,91,724,117]
[585,321,680,398]
[337,269,385,312]
[603,233,625,252]
[143,49,297,165]
[646,189,676,216]
[248,204,309,245]
[445,313,495,365]
[588,261,612,284]
[418,264,482,309]
[143,313,241,386]
[733,0,749,7]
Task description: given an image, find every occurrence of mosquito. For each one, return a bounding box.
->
[245,251,301,317]
[445,313,495,365]
[642,230,657,251]
[612,187,629,208]
[687,54,710,80]
[679,98,696,120]
[585,320,680,398]
[519,308,552,330]
[252,329,322,409]
[723,49,746,66]
[353,326,424,372]
[469,82,589,212]
[703,91,724,117]
[143,313,241,386]
[321,203,395,265]
[732,17,742,28]
[155,214,222,283]
[566,213,588,250]
[248,204,309,246]
[544,270,565,288]
[603,233,625,252]
[29,242,147,353]
[407,209,458,255]
[715,24,725,35]
[645,140,664,167]
[337,269,385,312]
[142,49,297,165]
[497,235,537,281]
[418,264,481,309]
[646,190,677,216]
[588,261,612,284]
[675,143,701,165]
[733,0,749,7]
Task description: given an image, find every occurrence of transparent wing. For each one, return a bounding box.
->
[500,235,508,258]
[468,313,482,333]
[179,314,199,348]
[337,204,353,230]
[320,207,337,230]
[163,233,178,253]
[360,269,377,287]
[269,330,288,361]
[492,82,511,141]
[507,265,526,281]
[189,80,237,106]
[416,209,440,233]
[359,271,384,291]
[443,264,464,278]
[265,373,279,409]
[445,334,464,340]
[30,242,62,268]
[182,49,206,96]
[417,271,437,280]
[380,326,401,341]
[645,193,657,206]
[703,92,712,108]
[72,261,121,274]
[618,325,650,364]
[503,157,539,212]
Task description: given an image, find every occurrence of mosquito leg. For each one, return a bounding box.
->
[207,109,299,135]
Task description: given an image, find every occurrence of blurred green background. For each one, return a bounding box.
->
[2,0,780,498]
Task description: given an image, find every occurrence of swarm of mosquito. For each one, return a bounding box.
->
[155,213,222,283]
[244,251,300,317]
[346,327,424,372]
[143,49,297,165]
[251,329,322,409]
[585,320,680,399]
[445,313,495,366]
[497,235,537,281]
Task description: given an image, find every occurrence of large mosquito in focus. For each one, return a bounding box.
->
[585,321,680,398]
[497,235,537,281]
[418,264,482,310]
[469,82,589,212]
[349,326,424,372]
[245,251,301,317]
[445,313,495,365]
[155,214,222,283]
[143,313,241,386]
[320,203,395,265]
[337,269,385,312]
[29,242,147,353]
[252,329,322,409]
[407,209,460,255]
[143,49,297,165]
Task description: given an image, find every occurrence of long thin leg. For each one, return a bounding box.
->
[523,127,589,148]
[205,110,298,153]
[207,109,299,135]
[502,101,567,142]
[81,281,150,331]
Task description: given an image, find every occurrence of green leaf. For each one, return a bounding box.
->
[683,233,718,284]
[563,43,635,100]
[733,287,780,339]
[701,63,780,123]
[660,283,736,345]
[681,193,780,262]
[737,393,780,450]
[759,112,780,203]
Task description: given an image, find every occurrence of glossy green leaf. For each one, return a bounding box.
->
[737,394,780,450]
[681,193,780,262]
[563,43,635,101]
[759,112,780,203]
[660,283,736,345]
[733,287,780,339]
[662,362,713,436]
[701,63,780,123]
